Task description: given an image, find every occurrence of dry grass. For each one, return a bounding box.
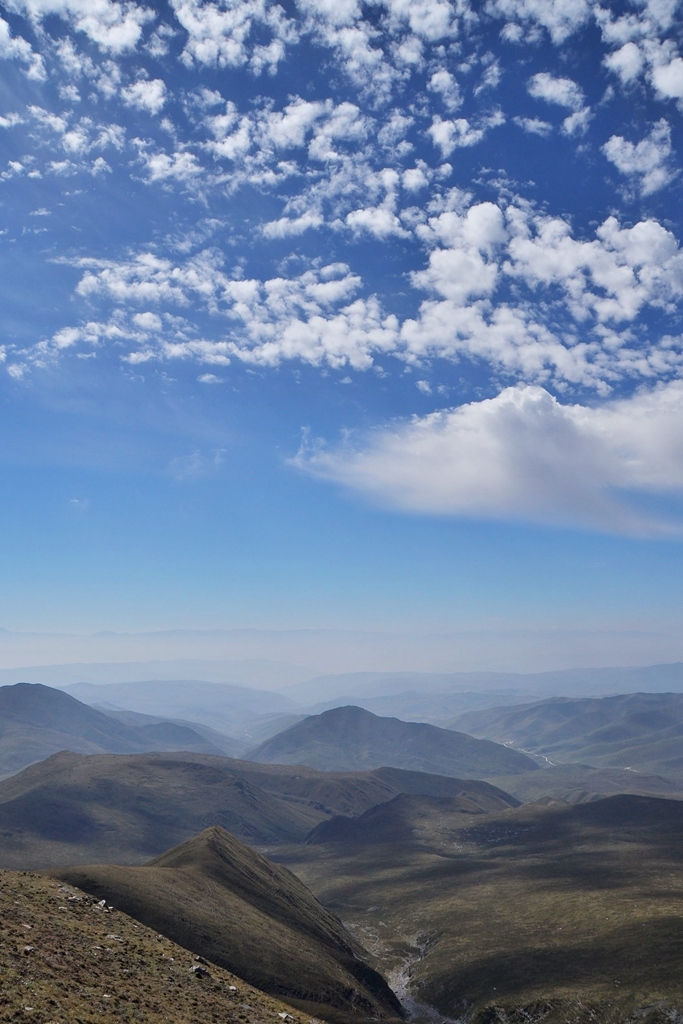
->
[0,868,327,1024]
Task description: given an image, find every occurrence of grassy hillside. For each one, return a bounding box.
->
[0,867,330,1024]
[0,749,517,868]
[57,826,402,1022]
[451,692,683,782]
[278,794,683,1024]
[248,706,538,776]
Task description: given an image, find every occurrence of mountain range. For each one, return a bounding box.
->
[248,705,538,776]
[452,691,683,782]
[0,682,236,776]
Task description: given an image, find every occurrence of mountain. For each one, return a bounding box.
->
[57,826,402,1021]
[63,678,300,740]
[280,794,683,1024]
[0,867,333,1024]
[451,691,683,782]
[285,663,683,704]
[247,706,538,777]
[0,682,230,776]
[307,790,517,845]
[0,749,517,868]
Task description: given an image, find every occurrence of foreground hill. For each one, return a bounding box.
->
[0,868,331,1024]
[0,749,517,868]
[451,692,683,782]
[248,705,537,776]
[281,793,683,1024]
[0,682,232,776]
[58,826,401,1021]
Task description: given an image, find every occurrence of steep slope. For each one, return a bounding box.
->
[57,826,402,1021]
[248,706,537,776]
[451,692,683,781]
[281,794,683,1024]
[0,682,225,775]
[307,791,514,844]
[0,868,324,1024]
[0,750,521,868]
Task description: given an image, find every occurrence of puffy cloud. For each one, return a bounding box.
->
[293,381,683,536]
[651,55,683,102]
[427,68,462,112]
[428,111,504,156]
[513,116,552,136]
[604,41,645,84]
[0,15,45,79]
[603,119,677,195]
[7,0,154,53]
[121,78,167,114]
[485,0,591,44]
[170,0,296,72]
[527,72,585,110]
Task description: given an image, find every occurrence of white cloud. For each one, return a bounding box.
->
[603,119,677,195]
[513,116,552,136]
[122,78,167,114]
[428,111,504,157]
[527,72,585,110]
[485,0,591,44]
[561,106,592,136]
[293,381,683,536]
[0,15,45,79]
[604,41,645,84]
[7,0,154,53]
[427,68,462,112]
[171,0,296,72]
[651,55,683,102]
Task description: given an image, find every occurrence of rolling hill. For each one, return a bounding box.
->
[280,793,683,1024]
[0,682,231,776]
[248,705,538,777]
[0,749,518,868]
[451,692,683,782]
[0,867,333,1024]
[57,826,402,1021]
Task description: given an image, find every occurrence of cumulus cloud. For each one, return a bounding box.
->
[293,382,683,536]
[513,116,552,136]
[171,0,296,72]
[603,119,677,195]
[428,111,505,156]
[121,78,167,114]
[527,72,585,110]
[7,0,154,52]
[0,15,45,79]
[485,0,591,44]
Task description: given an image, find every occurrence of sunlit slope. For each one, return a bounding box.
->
[248,705,538,776]
[57,826,402,1022]
[282,794,683,1024]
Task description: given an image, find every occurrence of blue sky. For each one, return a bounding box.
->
[1,0,683,663]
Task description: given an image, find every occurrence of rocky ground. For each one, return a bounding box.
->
[0,868,322,1024]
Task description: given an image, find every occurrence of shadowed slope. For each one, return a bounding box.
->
[248,705,537,776]
[0,750,520,868]
[307,791,514,845]
[57,826,402,1022]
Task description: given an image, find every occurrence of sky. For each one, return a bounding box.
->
[1,0,683,667]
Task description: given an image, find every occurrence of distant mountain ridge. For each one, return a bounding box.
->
[247,705,538,776]
[451,691,683,782]
[0,683,230,775]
